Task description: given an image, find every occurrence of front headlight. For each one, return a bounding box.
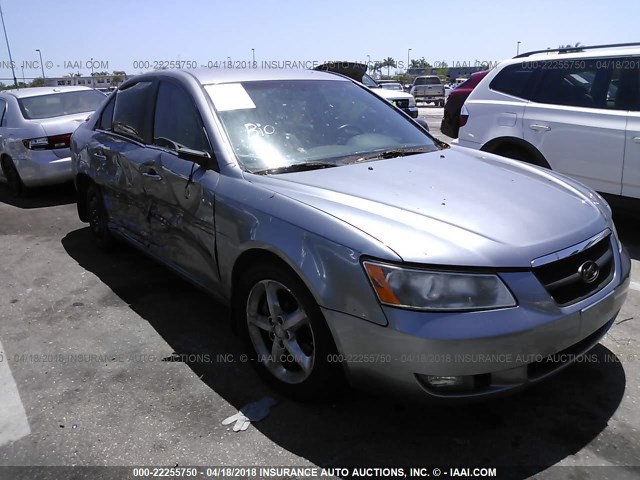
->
[407,96,416,107]
[363,261,516,311]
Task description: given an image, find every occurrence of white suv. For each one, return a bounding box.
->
[458,43,640,200]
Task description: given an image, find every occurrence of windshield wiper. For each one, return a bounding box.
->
[253,162,338,175]
[346,146,435,163]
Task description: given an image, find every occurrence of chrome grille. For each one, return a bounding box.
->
[533,235,614,306]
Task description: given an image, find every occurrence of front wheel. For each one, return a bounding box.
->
[236,262,343,400]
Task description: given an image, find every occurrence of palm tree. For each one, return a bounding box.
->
[410,57,431,69]
[381,57,397,77]
[559,42,582,49]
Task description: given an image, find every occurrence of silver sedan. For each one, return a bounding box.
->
[70,69,630,401]
[0,86,105,195]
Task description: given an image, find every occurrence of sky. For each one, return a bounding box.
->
[1,0,640,82]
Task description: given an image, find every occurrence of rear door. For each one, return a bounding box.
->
[90,81,160,246]
[144,79,220,289]
[523,58,627,195]
[620,60,640,198]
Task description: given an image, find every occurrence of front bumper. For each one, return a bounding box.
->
[12,149,73,187]
[323,244,631,401]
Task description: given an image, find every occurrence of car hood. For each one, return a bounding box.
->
[248,147,609,267]
[371,88,414,101]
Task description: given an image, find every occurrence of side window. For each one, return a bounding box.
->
[112,81,154,142]
[531,57,639,110]
[0,99,6,127]
[612,59,640,111]
[153,81,210,153]
[96,94,115,131]
[490,64,537,99]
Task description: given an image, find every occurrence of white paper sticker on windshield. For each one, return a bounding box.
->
[205,83,256,112]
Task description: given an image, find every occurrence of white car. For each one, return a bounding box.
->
[0,86,106,195]
[458,43,640,200]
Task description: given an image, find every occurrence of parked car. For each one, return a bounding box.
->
[441,70,489,138]
[0,86,106,195]
[314,62,419,118]
[458,43,640,200]
[71,69,629,401]
[410,75,445,106]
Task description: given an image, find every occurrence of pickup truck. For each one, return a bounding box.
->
[410,76,445,107]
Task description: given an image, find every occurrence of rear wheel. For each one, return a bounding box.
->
[86,184,114,250]
[1,157,24,197]
[236,261,343,400]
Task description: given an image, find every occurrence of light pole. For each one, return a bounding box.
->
[516,41,521,55]
[0,1,18,88]
[251,48,255,64]
[407,48,412,71]
[367,54,370,67]
[36,49,45,78]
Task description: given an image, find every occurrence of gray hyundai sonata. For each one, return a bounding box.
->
[70,69,630,401]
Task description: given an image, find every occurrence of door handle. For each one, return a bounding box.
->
[142,171,163,181]
[529,124,551,132]
[633,136,640,144]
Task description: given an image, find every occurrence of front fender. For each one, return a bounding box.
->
[214,175,399,326]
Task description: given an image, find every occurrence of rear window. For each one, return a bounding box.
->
[18,90,106,119]
[415,77,441,85]
[489,64,537,99]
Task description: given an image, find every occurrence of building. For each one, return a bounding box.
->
[44,73,128,91]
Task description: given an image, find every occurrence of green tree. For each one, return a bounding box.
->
[370,61,382,79]
[30,77,45,87]
[381,57,397,77]
[410,57,431,69]
[559,42,582,49]
[110,71,125,87]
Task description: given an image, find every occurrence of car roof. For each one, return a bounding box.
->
[122,68,349,87]
[506,45,640,65]
[1,85,96,99]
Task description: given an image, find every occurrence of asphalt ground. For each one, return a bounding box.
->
[0,108,639,480]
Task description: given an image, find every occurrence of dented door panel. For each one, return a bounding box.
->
[144,151,220,289]
[90,131,160,245]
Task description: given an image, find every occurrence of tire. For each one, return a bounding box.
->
[86,184,114,250]
[236,261,343,400]
[1,157,24,197]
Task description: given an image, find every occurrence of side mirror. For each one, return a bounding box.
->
[177,147,212,168]
[413,118,430,132]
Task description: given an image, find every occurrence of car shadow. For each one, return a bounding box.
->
[612,208,640,261]
[62,227,627,479]
[0,182,76,209]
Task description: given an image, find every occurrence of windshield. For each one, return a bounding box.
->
[18,90,105,119]
[381,83,403,90]
[208,79,438,174]
[415,77,441,86]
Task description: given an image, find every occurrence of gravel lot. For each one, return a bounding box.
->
[0,109,639,479]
